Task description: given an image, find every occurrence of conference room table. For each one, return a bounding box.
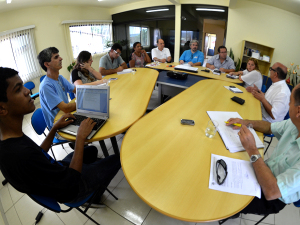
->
[54,68,158,156]
[121,79,264,222]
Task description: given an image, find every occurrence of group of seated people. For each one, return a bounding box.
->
[0,38,297,220]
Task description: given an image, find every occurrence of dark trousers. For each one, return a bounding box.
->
[61,146,121,203]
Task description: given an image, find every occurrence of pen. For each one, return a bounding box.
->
[224,121,242,127]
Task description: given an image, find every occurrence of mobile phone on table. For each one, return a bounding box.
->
[181,119,195,126]
[109,78,118,80]
[229,86,236,88]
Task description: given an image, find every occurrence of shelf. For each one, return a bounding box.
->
[242,55,270,63]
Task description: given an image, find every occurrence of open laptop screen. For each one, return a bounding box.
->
[77,88,108,113]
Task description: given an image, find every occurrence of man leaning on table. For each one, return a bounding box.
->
[225,84,300,218]
[99,43,128,75]
[206,46,235,73]
[179,40,204,67]
[247,62,290,123]
[151,39,171,63]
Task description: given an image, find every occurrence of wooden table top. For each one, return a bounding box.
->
[146,62,243,84]
[54,68,159,142]
[121,79,264,222]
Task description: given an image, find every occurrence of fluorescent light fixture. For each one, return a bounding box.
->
[196,8,225,12]
[146,9,169,13]
[6,0,12,3]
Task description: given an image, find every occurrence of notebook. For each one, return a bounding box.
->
[59,85,110,139]
[174,64,198,73]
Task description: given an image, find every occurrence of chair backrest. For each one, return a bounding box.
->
[261,85,266,93]
[24,81,35,90]
[262,75,268,86]
[28,194,61,213]
[284,111,290,120]
[69,92,75,100]
[266,77,272,91]
[287,83,293,92]
[294,198,300,207]
[31,108,47,135]
[40,75,46,83]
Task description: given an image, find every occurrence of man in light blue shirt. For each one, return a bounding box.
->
[38,47,76,130]
[226,84,300,217]
[179,40,204,66]
[206,46,235,73]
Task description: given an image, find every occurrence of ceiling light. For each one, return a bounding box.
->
[6,0,12,4]
[146,9,169,13]
[196,8,225,12]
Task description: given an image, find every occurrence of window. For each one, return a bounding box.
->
[153,29,161,46]
[181,30,199,46]
[129,26,149,47]
[64,22,112,59]
[0,26,41,82]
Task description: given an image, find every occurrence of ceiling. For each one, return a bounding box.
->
[0,0,300,16]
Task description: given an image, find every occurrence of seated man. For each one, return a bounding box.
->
[38,47,76,131]
[0,67,121,206]
[225,83,300,217]
[179,40,204,67]
[151,39,171,63]
[206,46,235,73]
[99,43,128,75]
[247,62,290,123]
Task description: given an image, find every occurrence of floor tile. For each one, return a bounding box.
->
[144,209,195,225]
[0,171,5,190]
[103,169,125,201]
[14,195,43,225]
[5,206,22,225]
[57,204,96,225]
[275,203,300,225]
[0,186,13,213]
[37,210,64,225]
[7,184,24,204]
[241,213,274,224]
[85,207,134,225]
[104,178,151,225]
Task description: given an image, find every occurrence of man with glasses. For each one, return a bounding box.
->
[151,39,171,63]
[247,62,290,123]
[206,45,235,73]
[179,40,204,67]
[99,43,128,75]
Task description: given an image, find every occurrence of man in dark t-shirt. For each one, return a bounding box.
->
[0,67,120,206]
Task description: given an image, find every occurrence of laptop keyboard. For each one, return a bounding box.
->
[71,114,106,130]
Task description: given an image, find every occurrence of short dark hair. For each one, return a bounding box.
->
[111,43,122,52]
[0,67,19,102]
[37,47,59,72]
[218,46,227,53]
[275,66,287,80]
[294,86,300,106]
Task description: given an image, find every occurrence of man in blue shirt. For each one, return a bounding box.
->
[38,47,76,131]
[225,84,300,218]
[179,40,204,66]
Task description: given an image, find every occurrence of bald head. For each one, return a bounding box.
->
[157,39,165,51]
[273,62,287,80]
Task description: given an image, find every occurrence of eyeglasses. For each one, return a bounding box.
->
[114,50,121,55]
[269,67,276,72]
[219,51,227,54]
[216,159,228,185]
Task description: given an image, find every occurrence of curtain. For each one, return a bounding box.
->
[0,28,41,82]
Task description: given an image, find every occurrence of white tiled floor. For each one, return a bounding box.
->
[0,96,300,225]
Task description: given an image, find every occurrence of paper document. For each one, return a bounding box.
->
[117,69,133,75]
[174,65,198,72]
[209,154,261,198]
[146,62,160,67]
[207,111,264,153]
[229,87,243,93]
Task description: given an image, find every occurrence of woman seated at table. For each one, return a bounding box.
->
[129,42,151,68]
[229,58,262,90]
[71,51,106,85]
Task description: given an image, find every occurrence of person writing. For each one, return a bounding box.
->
[179,40,204,66]
[71,51,106,86]
[229,58,262,90]
[129,42,151,68]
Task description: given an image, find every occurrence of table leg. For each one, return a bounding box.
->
[110,136,119,155]
[99,140,109,157]
[158,83,163,105]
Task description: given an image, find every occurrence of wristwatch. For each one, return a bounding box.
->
[250,154,261,163]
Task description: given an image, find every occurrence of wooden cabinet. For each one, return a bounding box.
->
[240,40,274,76]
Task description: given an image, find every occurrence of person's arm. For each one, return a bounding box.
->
[57,101,76,113]
[80,63,102,80]
[167,56,172,63]
[129,59,135,68]
[142,51,151,63]
[40,113,76,152]
[226,118,272,134]
[206,63,215,70]
[189,62,201,67]
[69,118,96,172]
[153,57,167,63]
[121,62,128,69]
[238,125,282,200]
[99,67,122,75]
[179,51,186,63]
[252,90,274,119]
[229,71,243,75]
[219,68,235,73]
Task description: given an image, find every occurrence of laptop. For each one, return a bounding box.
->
[59,85,110,139]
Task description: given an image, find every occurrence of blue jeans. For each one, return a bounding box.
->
[61,146,121,203]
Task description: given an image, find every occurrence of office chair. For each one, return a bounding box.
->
[69,92,75,100]
[40,75,46,83]
[24,81,39,100]
[31,108,72,160]
[266,77,272,91]
[261,84,266,93]
[262,75,268,87]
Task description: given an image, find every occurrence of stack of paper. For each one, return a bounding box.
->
[206,111,264,153]
[229,87,243,93]
[117,69,133,75]
[174,65,198,72]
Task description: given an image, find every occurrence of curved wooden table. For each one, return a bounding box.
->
[121,80,264,222]
[54,68,158,145]
[146,62,243,84]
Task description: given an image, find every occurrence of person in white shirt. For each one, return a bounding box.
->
[247,62,291,123]
[229,58,262,90]
[151,39,171,63]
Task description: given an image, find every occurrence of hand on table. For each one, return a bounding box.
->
[116,66,123,72]
[238,125,257,154]
[226,118,245,130]
[229,72,234,75]
[53,113,75,130]
[160,59,166,63]
[179,60,184,64]
[208,65,215,70]
[219,68,226,72]
[188,62,194,66]
[77,118,97,140]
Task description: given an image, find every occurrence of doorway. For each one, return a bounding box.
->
[204,33,216,59]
